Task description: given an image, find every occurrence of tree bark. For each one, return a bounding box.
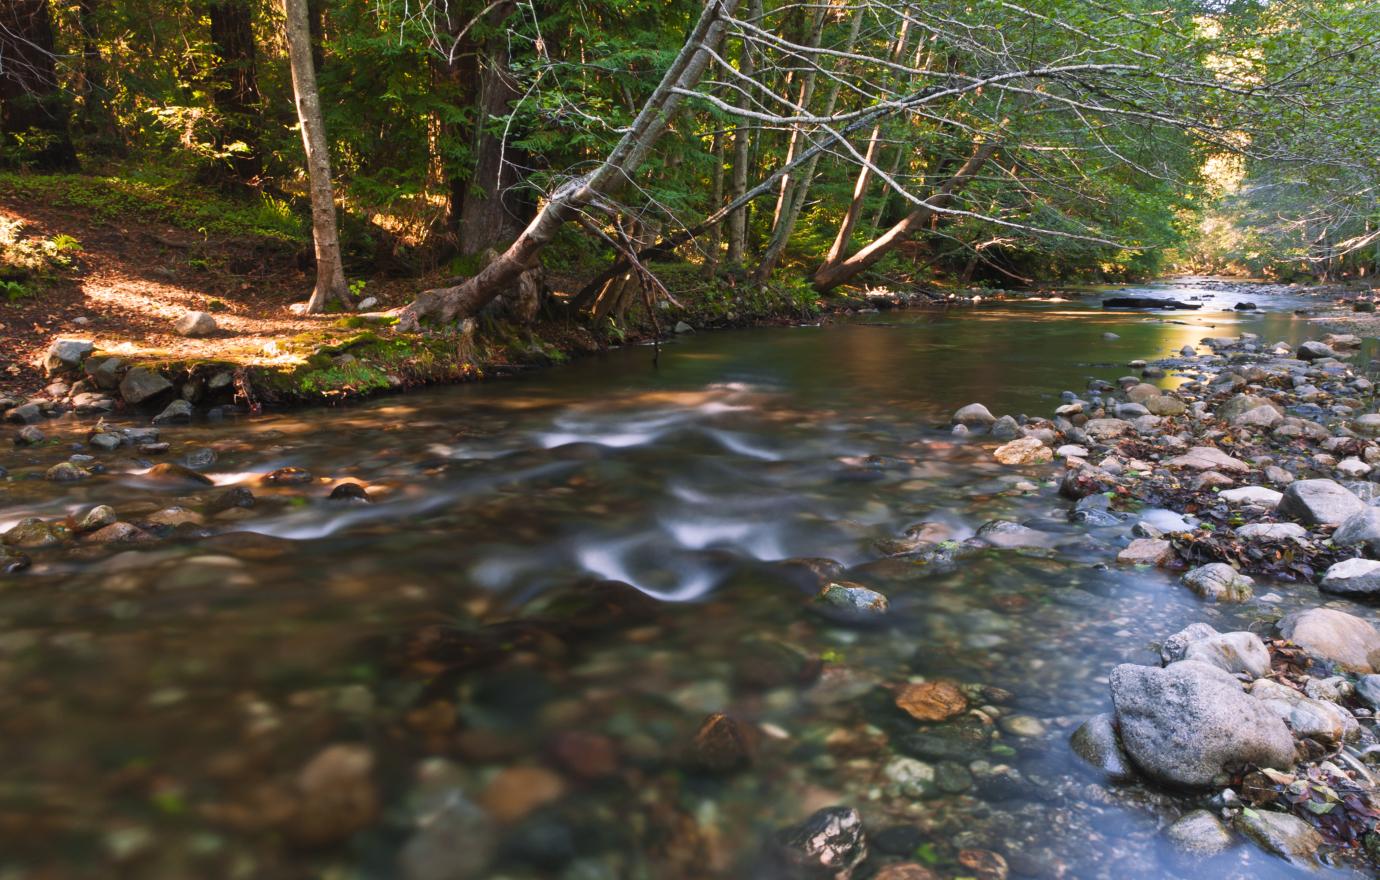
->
[395,0,742,331]
[208,0,262,185]
[0,0,78,170]
[812,139,998,292]
[284,0,351,313]
[454,0,529,255]
[822,18,914,268]
[724,1,759,269]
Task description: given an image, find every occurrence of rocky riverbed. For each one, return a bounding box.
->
[6,285,1380,879]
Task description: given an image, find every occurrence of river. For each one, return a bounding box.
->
[0,277,1369,878]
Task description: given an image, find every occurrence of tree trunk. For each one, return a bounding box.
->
[0,0,78,170]
[822,18,914,268]
[767,3,828,234]
[454,0,529,255]
[755,2,863,282]
[812,139,998,292]
[284,0,351,313]
[75,0,118,145]
[724,2,759,269]
[208,0,262,185]
[395,0,742,331]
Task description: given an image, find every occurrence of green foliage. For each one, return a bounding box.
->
[0,169,306,243]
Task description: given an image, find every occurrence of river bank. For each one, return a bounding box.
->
[5,280,1380,880]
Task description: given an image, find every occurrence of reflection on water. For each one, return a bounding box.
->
[0,279,1366,878]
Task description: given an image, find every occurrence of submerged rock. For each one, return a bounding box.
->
[810,581,889,624]
[770,807,868,880]
[895,681,967,722]
[1116,538,1173,567]
[1109,661,1295,787]
[1069,713,1135,782]
[1166,810,1235,857]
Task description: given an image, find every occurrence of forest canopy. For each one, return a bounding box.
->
[1,0,1378,318]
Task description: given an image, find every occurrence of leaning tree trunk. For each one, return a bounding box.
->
[394,0,742,331]
[812,139,998,292]
[284,0,351,313]
[0,0,78,170]
[208,0,263,185]
[724,2,758,270]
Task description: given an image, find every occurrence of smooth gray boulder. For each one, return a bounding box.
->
[1249,678,1357,745]
[990,414,1020,440]
[1332,508,1380,554]
[1277,608,1380,673]
[1109,661,1295,787]
[1277,479,1366,527]
[1160,622,1220,665]
[952,403,995,428]
[1296,340,1340,361]
[1320,557,1380,597]
[1232,405,1283,430]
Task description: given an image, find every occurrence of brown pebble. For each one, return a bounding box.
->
[895,681,967,722]
[692,712,755,773]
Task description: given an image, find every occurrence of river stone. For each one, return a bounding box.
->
[1160,622,1221,664]
[14,424,44,444]
[8,404,42,426]
[1277,608,1380,673]
[1068,713,1135,782]
[1353,413,1380,436]
[152,399,193,425]
[1109,661,1295,787]
[1181,563,1253,603]
[1117,538,1172,567]
[1145,395,1186,416]
[1296,340,1340,361]
[1356,675,1380,709]
[46,462,89,483]
[1320,558,1380,597]
[1331,508,1380,554]
[990,415,1019,441]
[1233,405,1284,430]
[75,505,117,533]
[771,806,867,880]
[174,311,218,337]
[811,582,889,624]
[3,518,63,548]
[1166,447,1250,474]
[404,809,496,880]
[1166,810,1234,857]
[952,403,995,428]
[1218,485,1282,507]
[1084,418,1133,441]
[1232,810,1322,863]
[1218,394,1273,423]
[1277,479,1366,527]
[1182,631,1271,679]
[119,367,172,405]
[1249,678,1356,745]
[1337,457,1372,479]
[143,462,215,488]
[43,338,93,376]
[85,356,123,389]
[975,520,1050,549]
[1236,522,1308,542]
[993,437,1051,465]
[882,757,937,799]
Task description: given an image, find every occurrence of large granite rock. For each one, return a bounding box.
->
[1109,661,1296,787]
[1180,563,1253,603]
[1332,508,1380,554]
[1277,608,1380,673]
[119,367,173,405]
[1277,479,1366,527]
[1320,558,1380,597]
[42,338,93,376]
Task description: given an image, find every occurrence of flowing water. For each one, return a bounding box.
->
[0,278,1371,879]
